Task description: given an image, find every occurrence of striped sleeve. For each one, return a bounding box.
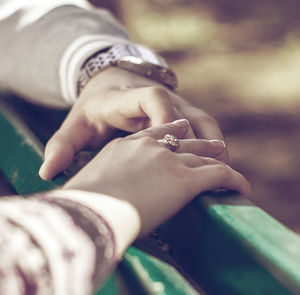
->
[0,190,119,295]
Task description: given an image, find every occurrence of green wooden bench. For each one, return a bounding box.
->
[1,92,299,294]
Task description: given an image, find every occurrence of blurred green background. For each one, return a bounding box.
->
[97,0,300,234]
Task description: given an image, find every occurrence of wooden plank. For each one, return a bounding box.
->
[0,99,65,194]
[156,192,300,294]
[122,247,200,295]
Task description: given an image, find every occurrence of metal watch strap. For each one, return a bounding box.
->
[77,44,177,95]
[77,46,115,94]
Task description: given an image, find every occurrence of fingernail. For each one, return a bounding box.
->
[39,150,55,180]
[172,119,189,127]
[39,162,48,179]
[209,140,226,150]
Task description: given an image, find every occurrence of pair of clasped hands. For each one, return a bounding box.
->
[40,68,251,237]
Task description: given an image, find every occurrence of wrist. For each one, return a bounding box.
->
[60,36,131,105]
[77,43,177,96]
[49,189,141,258]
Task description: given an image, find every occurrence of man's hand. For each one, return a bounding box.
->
[39,67,228,180]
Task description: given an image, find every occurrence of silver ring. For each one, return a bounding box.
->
[158,134,180,152]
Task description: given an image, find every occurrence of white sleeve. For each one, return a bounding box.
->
[0,0,131,108]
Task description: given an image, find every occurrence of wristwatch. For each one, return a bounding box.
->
[77,44,178,95]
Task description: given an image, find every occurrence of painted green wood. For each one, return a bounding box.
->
[156,192,300,294]
[0,99,65,194]
[196,194,300,294]
[0,96,201,295]
[122,247,199,295]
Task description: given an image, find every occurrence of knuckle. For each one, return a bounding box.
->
[45,133,62,149]
[135,136,155,147]
[141,86,176,123]
[113,137,124,144]
[153,148,175,164]
[200,114,218,126]
[146,86,170,101]
[177,102,192,113]
[158,147,172,158]
[110,137,125,147]
[133,128,157,140]
[45,137,55,150]
[215,151,229,164]
[214,164,231,181]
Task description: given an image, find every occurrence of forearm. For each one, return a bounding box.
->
[0,0,130,108]
[0,189,140,295]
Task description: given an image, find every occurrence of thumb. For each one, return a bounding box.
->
[39,118,93,180]
[129,119,190,140]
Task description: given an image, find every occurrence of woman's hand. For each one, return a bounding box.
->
[64,120,250,237]
[39,68,228,180]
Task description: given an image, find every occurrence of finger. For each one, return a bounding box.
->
[173,106,196,139]
[214,150,230,164]
[140,87,178,126]
[179,105,230,163]
[190,164,251,196]
[129,119,189,140]
[178,154,226,168]
[175,139,225,157]
[109,86,178,131]
[39,115,93,180]
[179,105,224,140]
